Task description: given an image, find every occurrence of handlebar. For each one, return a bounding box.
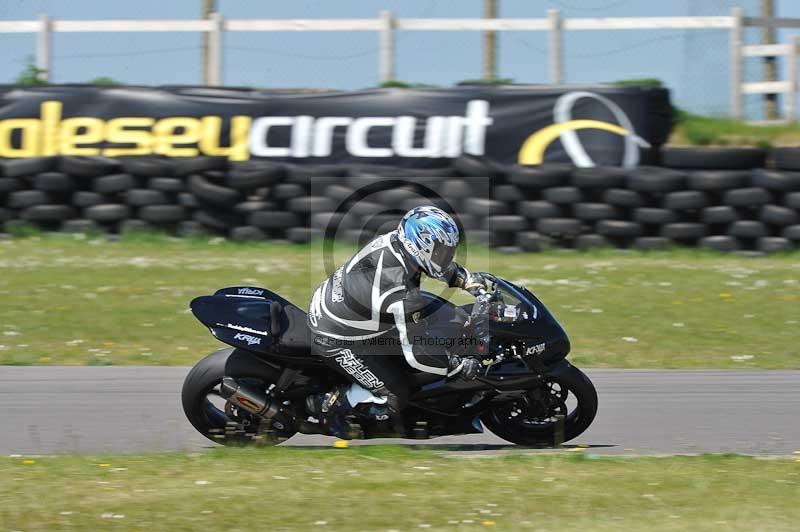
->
[467,290,496,348]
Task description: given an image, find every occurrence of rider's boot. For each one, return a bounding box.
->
[310,386,354,440]
[348,385,407,436]
[307,384,403,439]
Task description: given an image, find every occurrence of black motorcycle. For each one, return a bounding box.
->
[182,273,597,446]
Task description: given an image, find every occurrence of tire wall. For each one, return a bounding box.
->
[2,147,800,253]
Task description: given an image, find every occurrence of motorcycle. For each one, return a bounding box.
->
[182,273,597,446]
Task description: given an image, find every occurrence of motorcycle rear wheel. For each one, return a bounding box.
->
[181,348,296,446]
[481,363,597,446]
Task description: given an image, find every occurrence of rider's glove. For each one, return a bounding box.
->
[463,273,488,298]
[447,355,482,381]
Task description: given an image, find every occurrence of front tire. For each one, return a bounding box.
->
[481,363,597,446]
[182,348,295,446]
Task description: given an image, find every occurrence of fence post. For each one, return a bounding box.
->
[207,12,223,86]
[36,14,51,82]
[547,9,563,84]
[379,10,396,84]
[730,7,744,119]
[789,35,800,122]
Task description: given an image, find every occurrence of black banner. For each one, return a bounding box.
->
[0,84,672,167]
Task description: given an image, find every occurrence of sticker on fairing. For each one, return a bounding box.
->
[234,332,262,346]
[526,342,546,356]
[238,287,264,296]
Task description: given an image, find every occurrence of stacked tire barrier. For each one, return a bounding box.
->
[2,147,800,253]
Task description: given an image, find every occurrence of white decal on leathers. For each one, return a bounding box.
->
[384,232,408,273]
[446,359,464,377]
[320,248,403,332]
[308,286,321,327]
[345,383,389,406]
[331,348,386,388]
[345,233,388,274]
[387,299,447,376]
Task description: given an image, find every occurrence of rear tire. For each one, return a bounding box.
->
[182,348,294,446]
[481,363,597,446]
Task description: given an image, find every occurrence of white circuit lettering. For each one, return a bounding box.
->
[248,100,492,159]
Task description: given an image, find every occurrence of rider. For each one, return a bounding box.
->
[307,205,488,439]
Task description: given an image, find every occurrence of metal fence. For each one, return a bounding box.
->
[2,8,800,120]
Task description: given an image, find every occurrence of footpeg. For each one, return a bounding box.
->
[348,422,365,440]
[412,421,429,439]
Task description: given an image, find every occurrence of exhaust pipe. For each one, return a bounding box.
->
[220,377,279,419]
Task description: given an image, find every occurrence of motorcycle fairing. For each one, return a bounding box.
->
[190,286,299,354]
[479,274,571,365]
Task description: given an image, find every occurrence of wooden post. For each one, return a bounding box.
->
[483,0,497,81]
[207,12,223,86]
[202,0,215,85]
[548,9,563,84]
[379,10,395,84]
[761,0,778,120]
[788,35,800,121]
[730,7,744,119]
[36,14,50,82]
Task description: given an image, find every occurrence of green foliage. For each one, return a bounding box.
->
[88,76,121,86]
[14,56,47,86]
[379,79,437,88]
[671,108,800,147]
[458,77,514,85]
[0,359,34,366]
[3,221,41,238]
[611,77,664,88]
[86,355,114,366]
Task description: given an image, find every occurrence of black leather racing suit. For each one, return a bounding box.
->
[307,230,471,412]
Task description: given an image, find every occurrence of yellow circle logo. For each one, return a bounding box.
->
[517,91,650,167]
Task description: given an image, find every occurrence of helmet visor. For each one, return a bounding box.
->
[427,241,456,278]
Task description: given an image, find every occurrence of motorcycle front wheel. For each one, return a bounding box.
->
[481,363,597,447]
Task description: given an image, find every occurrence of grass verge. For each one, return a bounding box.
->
[0,233,798,368]
[670,110,800,147]
[1,447,798,531]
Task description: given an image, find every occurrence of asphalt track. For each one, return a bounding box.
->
[1,367,798,455]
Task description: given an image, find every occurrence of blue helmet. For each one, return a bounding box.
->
[397,206,460,278]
